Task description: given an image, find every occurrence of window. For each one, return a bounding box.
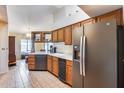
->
[21,39,32,53]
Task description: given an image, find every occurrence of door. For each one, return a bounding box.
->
[84,19,117,88]
[72,27,84,88]
[72,26,84,45]
[35,55,47,70]
[64,26,72,45]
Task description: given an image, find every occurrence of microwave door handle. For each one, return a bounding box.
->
[80,36,83,75]
[83,36,86,77]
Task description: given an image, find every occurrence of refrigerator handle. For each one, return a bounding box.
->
[83,36,86,76]
[80,36,83,75]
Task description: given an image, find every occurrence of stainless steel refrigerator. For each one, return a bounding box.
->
[72,19,124,88]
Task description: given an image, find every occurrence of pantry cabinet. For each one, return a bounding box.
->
[64,26,72,45]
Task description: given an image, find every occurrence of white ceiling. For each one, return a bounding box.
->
[79,5,122,17]
[7,5,64,33]
[7,5,122,33]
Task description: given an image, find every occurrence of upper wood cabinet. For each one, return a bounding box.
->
[97,9,122,25]
[72,22,81,31]
[64,26,72,45]
[58,28,64,42]
[81,18,96,26]
[52,30,58,42]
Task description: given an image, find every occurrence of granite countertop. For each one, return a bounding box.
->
[28,51,73,61]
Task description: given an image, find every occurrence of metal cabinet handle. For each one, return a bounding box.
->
[80,36,83,75]
[83,36,86,76]
[121,59,124,62]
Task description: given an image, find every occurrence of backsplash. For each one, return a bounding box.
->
[53,42,73,55]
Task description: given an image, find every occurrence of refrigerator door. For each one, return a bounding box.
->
[72,26,84,45]
[72,59,84,88]
[72,27,84,88]
[84,19,117,88]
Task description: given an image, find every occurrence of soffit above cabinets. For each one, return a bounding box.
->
[79,5,122,17]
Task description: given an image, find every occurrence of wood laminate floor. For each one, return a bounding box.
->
[0,60,70,88]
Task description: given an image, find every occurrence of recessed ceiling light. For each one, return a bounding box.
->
[76,10,79,13]
[68,13,71,16]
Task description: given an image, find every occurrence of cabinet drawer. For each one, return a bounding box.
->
[66,60,72,66]
[48,55,52,59]
[28,58,35,61]
[28,65,35,70]
[66,65,72,86]
[52,57,58,62]
[28,60,35,65]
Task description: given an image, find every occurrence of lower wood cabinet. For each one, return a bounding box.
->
[28,55,35,70]
[52,57,59,77]
[28,54,47,70]
[47,55,53,72]
[47,55,72,86]
[66,60,72,86]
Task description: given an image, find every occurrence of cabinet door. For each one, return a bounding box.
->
[64,26,72,45]
[52,31,58,42]
[81,18,96,26]
[52,57,58,76]
[58,28,64,42]
[66,60,72,86]
[97,9,122,25]
[41,32,45,42]
[9,36,16,64]
[72,22,81,31]
[28,55,35,70]
[47,56,52,72]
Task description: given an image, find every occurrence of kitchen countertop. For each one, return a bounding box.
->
[28,51,73,61]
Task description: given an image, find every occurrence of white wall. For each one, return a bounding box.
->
[9,32,26,60]
[0,25,8,74]
[0,5,8,74]
[53,42,73,55]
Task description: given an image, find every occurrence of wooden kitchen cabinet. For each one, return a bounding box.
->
[9,36,16,65]
[58,28,64,42]
[28,55,35,70]
[72,22,81,31]
[52,57,59,77]
[97,9,122,25]
[47,55,53,72]
[64,26,72,45]
[52,30,58,42]
[81,18,96,26]
[66,60,73,86]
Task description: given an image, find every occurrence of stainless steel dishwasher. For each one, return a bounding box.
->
[59,58,66,83]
